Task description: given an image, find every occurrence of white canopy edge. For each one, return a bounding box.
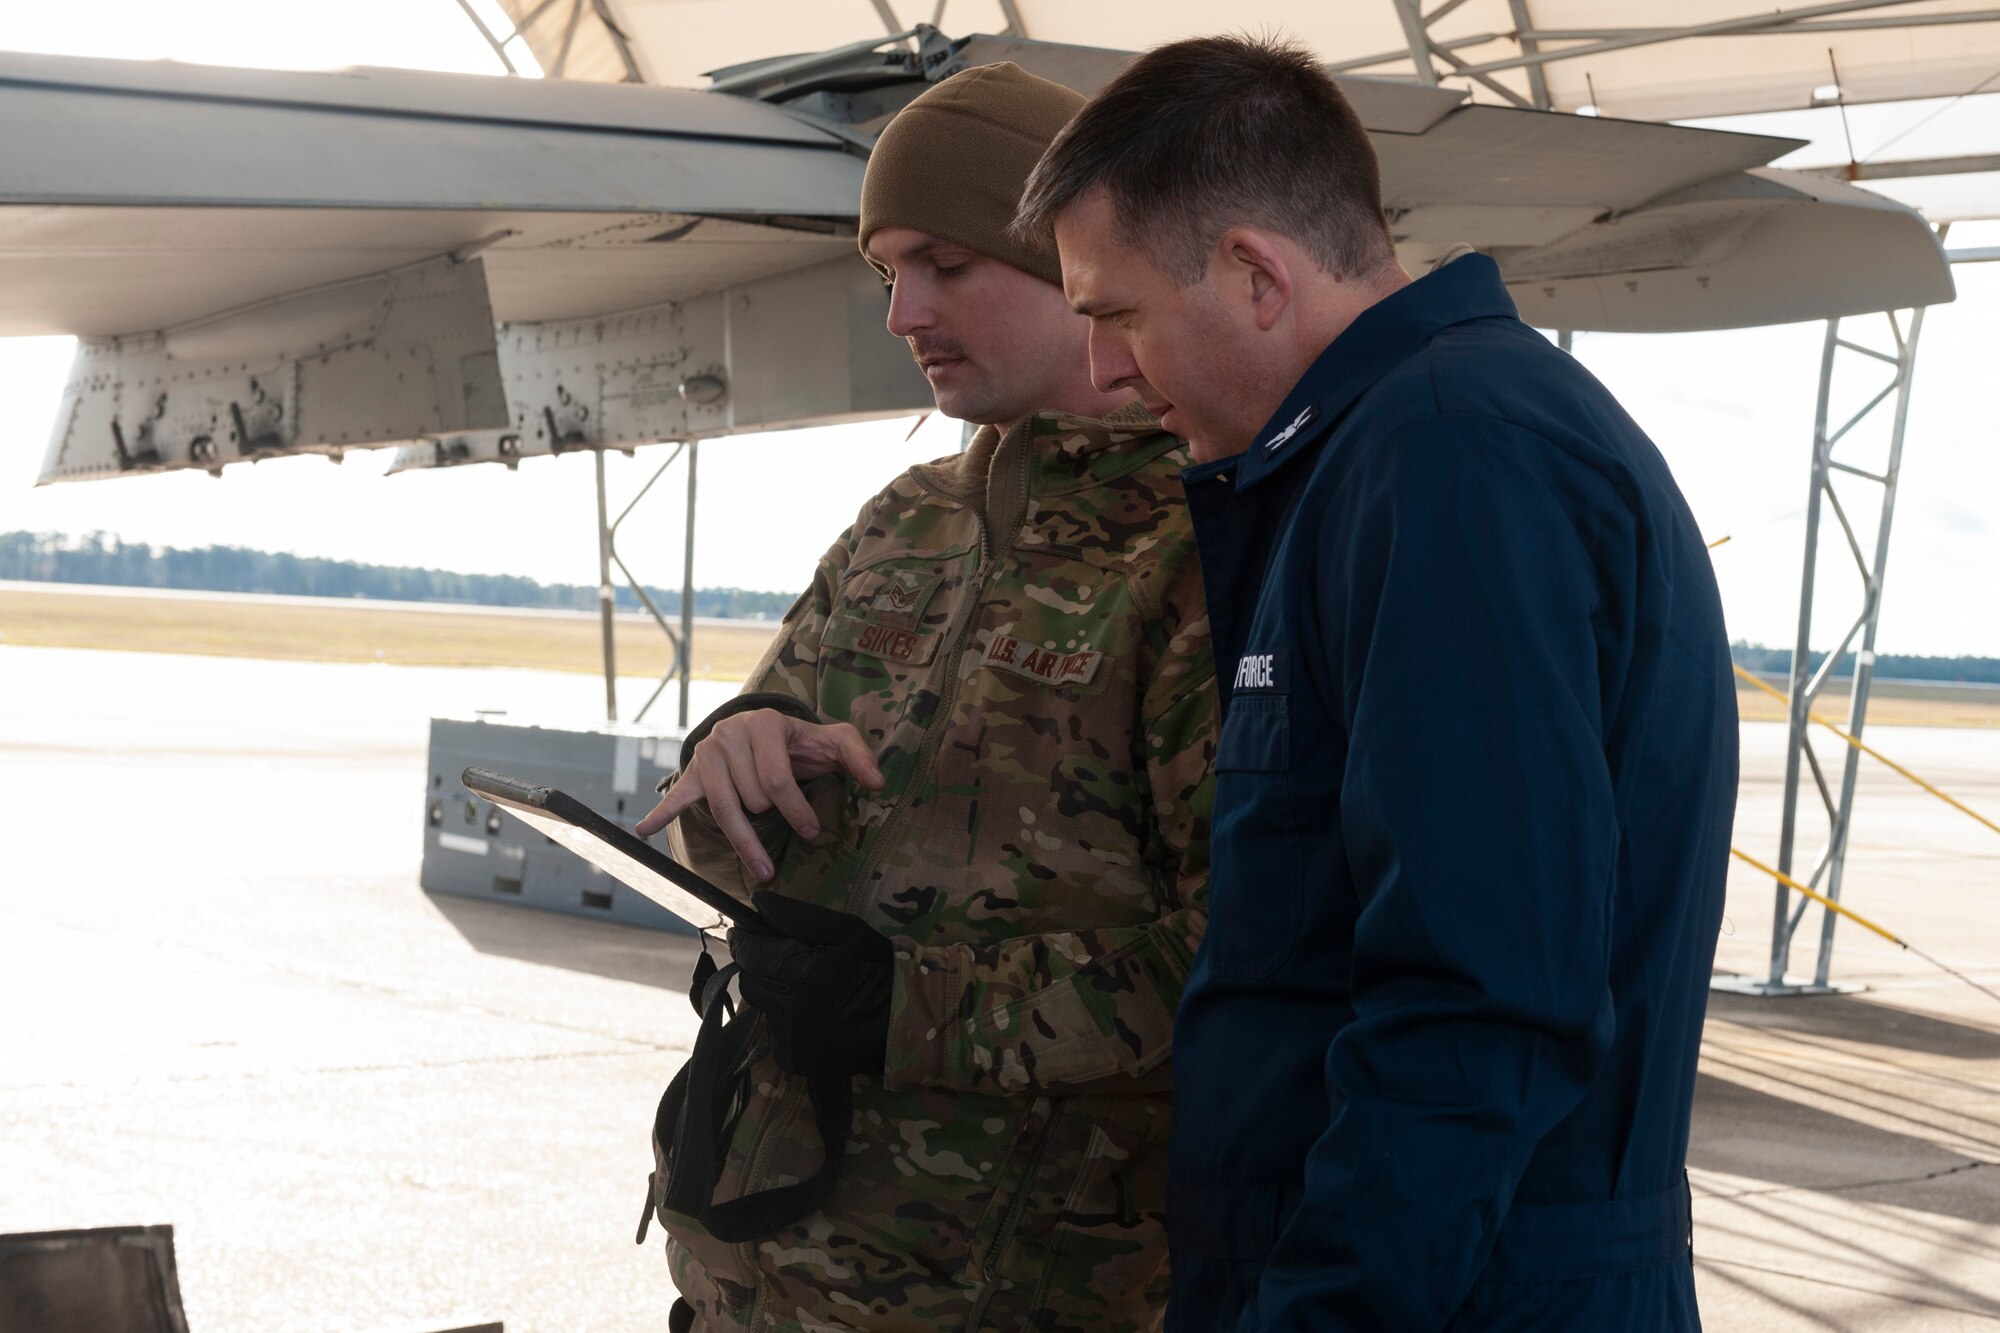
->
[485,0,2000,122]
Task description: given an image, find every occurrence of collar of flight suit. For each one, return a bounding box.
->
[914,398,1168,526]
[1213,251,1520,495]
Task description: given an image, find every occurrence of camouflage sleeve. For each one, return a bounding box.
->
[663,527,851,897]
[882,672,1216,1094]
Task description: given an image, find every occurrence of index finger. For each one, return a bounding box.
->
[634,770,704,837]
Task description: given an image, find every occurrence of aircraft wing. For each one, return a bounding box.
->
[0,35,1954,486]
[698,29,1953,334]
[1,50,925,483]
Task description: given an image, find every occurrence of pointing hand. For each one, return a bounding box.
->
[634,708,885,881]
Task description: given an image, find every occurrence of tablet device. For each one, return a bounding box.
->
[462,766,767,934]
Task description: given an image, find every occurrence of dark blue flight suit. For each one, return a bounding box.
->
[1167,254,1737,1331]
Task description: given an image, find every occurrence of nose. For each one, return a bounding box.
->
[1087,320,1144,397]
[885,277,931,339]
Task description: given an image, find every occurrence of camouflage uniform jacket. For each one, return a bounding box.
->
[657,401,1216,1332]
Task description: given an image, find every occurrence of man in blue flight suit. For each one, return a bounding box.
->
[1014,34,1738,1332]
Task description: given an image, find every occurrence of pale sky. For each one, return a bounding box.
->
[1,2,1997,657]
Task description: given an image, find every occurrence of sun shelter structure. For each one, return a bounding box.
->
[1,4,1993,964]
[474,0,2000,120]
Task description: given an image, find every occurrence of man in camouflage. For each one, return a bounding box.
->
[633,62,1215,1333]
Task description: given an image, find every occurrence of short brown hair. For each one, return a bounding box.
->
[1012,35,1393,285]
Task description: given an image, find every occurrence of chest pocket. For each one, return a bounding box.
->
[818,552,970,745]
[1215,693,1290,770]
[1207,694,1305,979]
[970,555,1135,703]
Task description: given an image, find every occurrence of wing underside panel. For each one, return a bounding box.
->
[38,254,507,484]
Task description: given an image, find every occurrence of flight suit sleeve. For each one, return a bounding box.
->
[663,530,851,900]
[881,657,1216,1096]
[1247,421,1629,1332]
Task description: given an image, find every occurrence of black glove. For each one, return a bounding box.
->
[731,891,893,1080]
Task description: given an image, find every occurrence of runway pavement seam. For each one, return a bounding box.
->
[1696,1199,1995,1300]
[1694,1157,1991,1203]
[1692,1255,2000,1322]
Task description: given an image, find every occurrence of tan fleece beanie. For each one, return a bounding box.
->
[859,62,1084,288]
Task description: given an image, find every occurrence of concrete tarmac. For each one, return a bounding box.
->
[1702,710,2000,1329]
[2,644,1998,1330]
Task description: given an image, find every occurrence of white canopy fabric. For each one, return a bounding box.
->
[495,0,2000,120]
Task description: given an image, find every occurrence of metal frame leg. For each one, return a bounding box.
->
[1714,278,1934,998]
[594,448,618,724]
[590,442,702,731]
[679,442,698,730]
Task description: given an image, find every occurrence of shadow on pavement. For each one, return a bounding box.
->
[425,889,708,992]
[1691,1072,1999,1225]
[1706,989,2000,1062]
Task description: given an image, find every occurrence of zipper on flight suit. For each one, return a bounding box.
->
[842,422,1031,911]
[735,424,1034,1331]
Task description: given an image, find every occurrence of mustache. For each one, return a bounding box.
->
[909,336,968,363]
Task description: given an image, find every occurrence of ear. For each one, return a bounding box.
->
[1215,227,1294,333]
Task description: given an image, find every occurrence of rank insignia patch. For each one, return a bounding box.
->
[867,568,941,626]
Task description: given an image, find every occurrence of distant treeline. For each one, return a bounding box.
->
[1729,641,2000,687]
[6,532,1999,677]
[0,530,800,620]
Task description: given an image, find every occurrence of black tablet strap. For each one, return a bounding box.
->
[637,953,850,1245]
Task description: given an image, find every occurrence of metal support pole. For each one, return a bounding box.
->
[587,0,645,82]
[451,0,519,74]
[1714,264,1935,998]
[870,0,904,36]
[551,0,586,77]
[1506,0,1554,108]
[603,443,693,728]
[1812,302,1928,985]
[594,448,618,724]
[1765,318,1841,990]
[679,442,699,730]
[1451,0,1946,81]
[1392,0,1442,84]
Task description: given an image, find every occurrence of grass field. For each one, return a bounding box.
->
[1731,673,2000,728]
[3,583,1997,728]
[0,584,780,682]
